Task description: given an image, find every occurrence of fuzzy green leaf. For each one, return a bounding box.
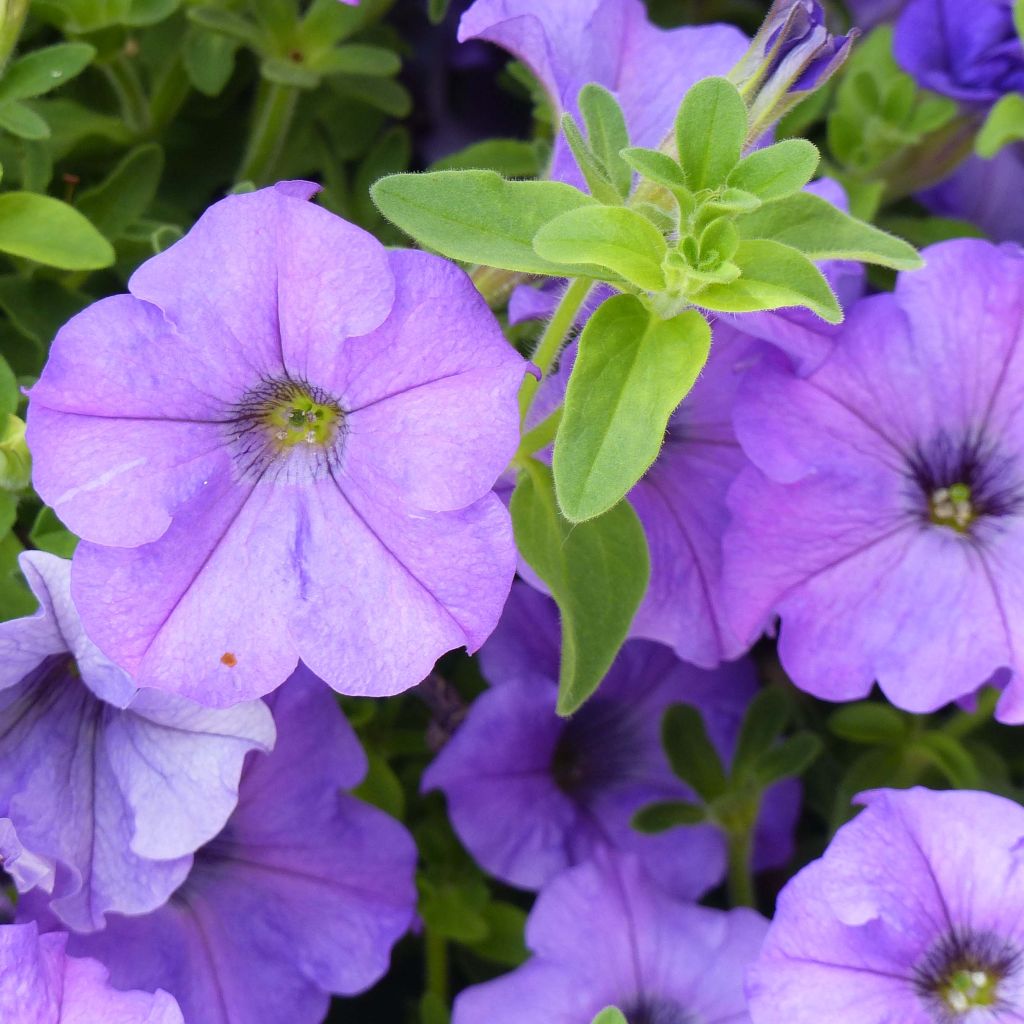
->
[727,138,820,201]
[561,113,623,205]
[534,206,668,290]
[631,800,706,833]
[553,295,710,522]
[511,460,649,716]
[676,76,748,191]
[698,239,842,323]
[0,192,113,270]
[371,170,598,275]
[734,190,922,269]
[661,703,728,801]
[579,83,632,197]
[592,1010,628,1024]
[0,102,50,140]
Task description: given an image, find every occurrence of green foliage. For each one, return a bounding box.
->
[553,296,710,522]
[675,76,748,191]
[0,192,113,269]
[592,1010,629,1024]
[727,138,819,201]
[371,171,599,275]
[510,459,650,716]
[976,93,1024,158]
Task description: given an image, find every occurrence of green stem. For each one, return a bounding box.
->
[424,927,448,1006]
[237,80,299,185]
[726,825,756,909]
[518,277,591,423]
[0,0,28,72]
[102,52,151,136]
[516,406,563,461]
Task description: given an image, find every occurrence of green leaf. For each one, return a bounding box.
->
[428,0,452,24]
[553,295,710,522]
[661,703,728,801]
[828,702,908,746]
[592,1009,628,1024]
[0,276,87,345]
[418,877,489,943]
[727,139,820,201]
[0,532,36,621]
[186,5,263,47]
[698,239,842,323]
[183,29,238,97]
[913,732,982,789]
[754,732,822,786]
[511,460,649,715]
[1016,0,1024,43]
[465,902,529,967]
[370,170,598,275]
[312,44,400,77]
[76,143,163,239]
[631,799,706,833]
[620,146,690,194]
[732,688,792,777]
[976,92,1024,158]
[676,76,748,191]
[0,102,50,140]
[579,83,632,197]
[353,752,405,818]
[560,113,623,205]
[0,415,30,491]
[734,191,922,269]
[29,506,78,559]
[330,74,412,117]
[0,356,16,418]
[533,206,668,290]
[0,43,95,103]
[0,193,113,270]
[261,56,320,89]
[429,139,541,178]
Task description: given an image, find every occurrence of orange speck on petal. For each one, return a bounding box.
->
[220,652,238,667]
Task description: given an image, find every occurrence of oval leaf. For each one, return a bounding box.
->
[371,170,598,276]
[511,460,649,716]
[676,76,748,191]
[0,192,113,270]
[727,138,820,201]
[534,207,668,291]
[553,294,711,522]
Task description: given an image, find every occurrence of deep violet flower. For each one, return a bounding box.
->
[0,922,183,1024]
[747,787,1024,1024]
[894,0,1024,106]
[0,552,273,933]
[453,852,768,1024]
[424,583,798,896]
[458,0,749,189]
[27,181,525,707]
[722,239,1024,722]
[29,667,418,1024]
[846,0,907,29]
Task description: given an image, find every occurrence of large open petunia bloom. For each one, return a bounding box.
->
[32,667,417,1024]
[747,787,1024,1024]
[453,852,767,1024]
[424,583,798,896]
[723,239,1024,722]
[458,0,749,189]
[0,922,183,1023]
[27,181,525,707]
[0,552,274,933]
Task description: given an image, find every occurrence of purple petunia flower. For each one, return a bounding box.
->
[894,0,1024,106]
[0,552,273,933]
[0,921,183,1023]
[747,787,1024,1023]
[26,182,525,707]
[424,583,798,896]
[26,666,417,1024]
[458,0,749,189]
[454,852,768,1024]
[722,239,1024,721]
[846,0,907,29]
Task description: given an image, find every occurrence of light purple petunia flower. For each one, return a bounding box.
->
[454,852,768,1024]
[458,0,749,189]
[27,666,418,1024]
[0,551,274,933]
[747,787,1024,1024]
[0,921,183,1024]
[26,181,525,708]
[424,583,798,896]
[894,0,1024,106]
[723,239,1024,721]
